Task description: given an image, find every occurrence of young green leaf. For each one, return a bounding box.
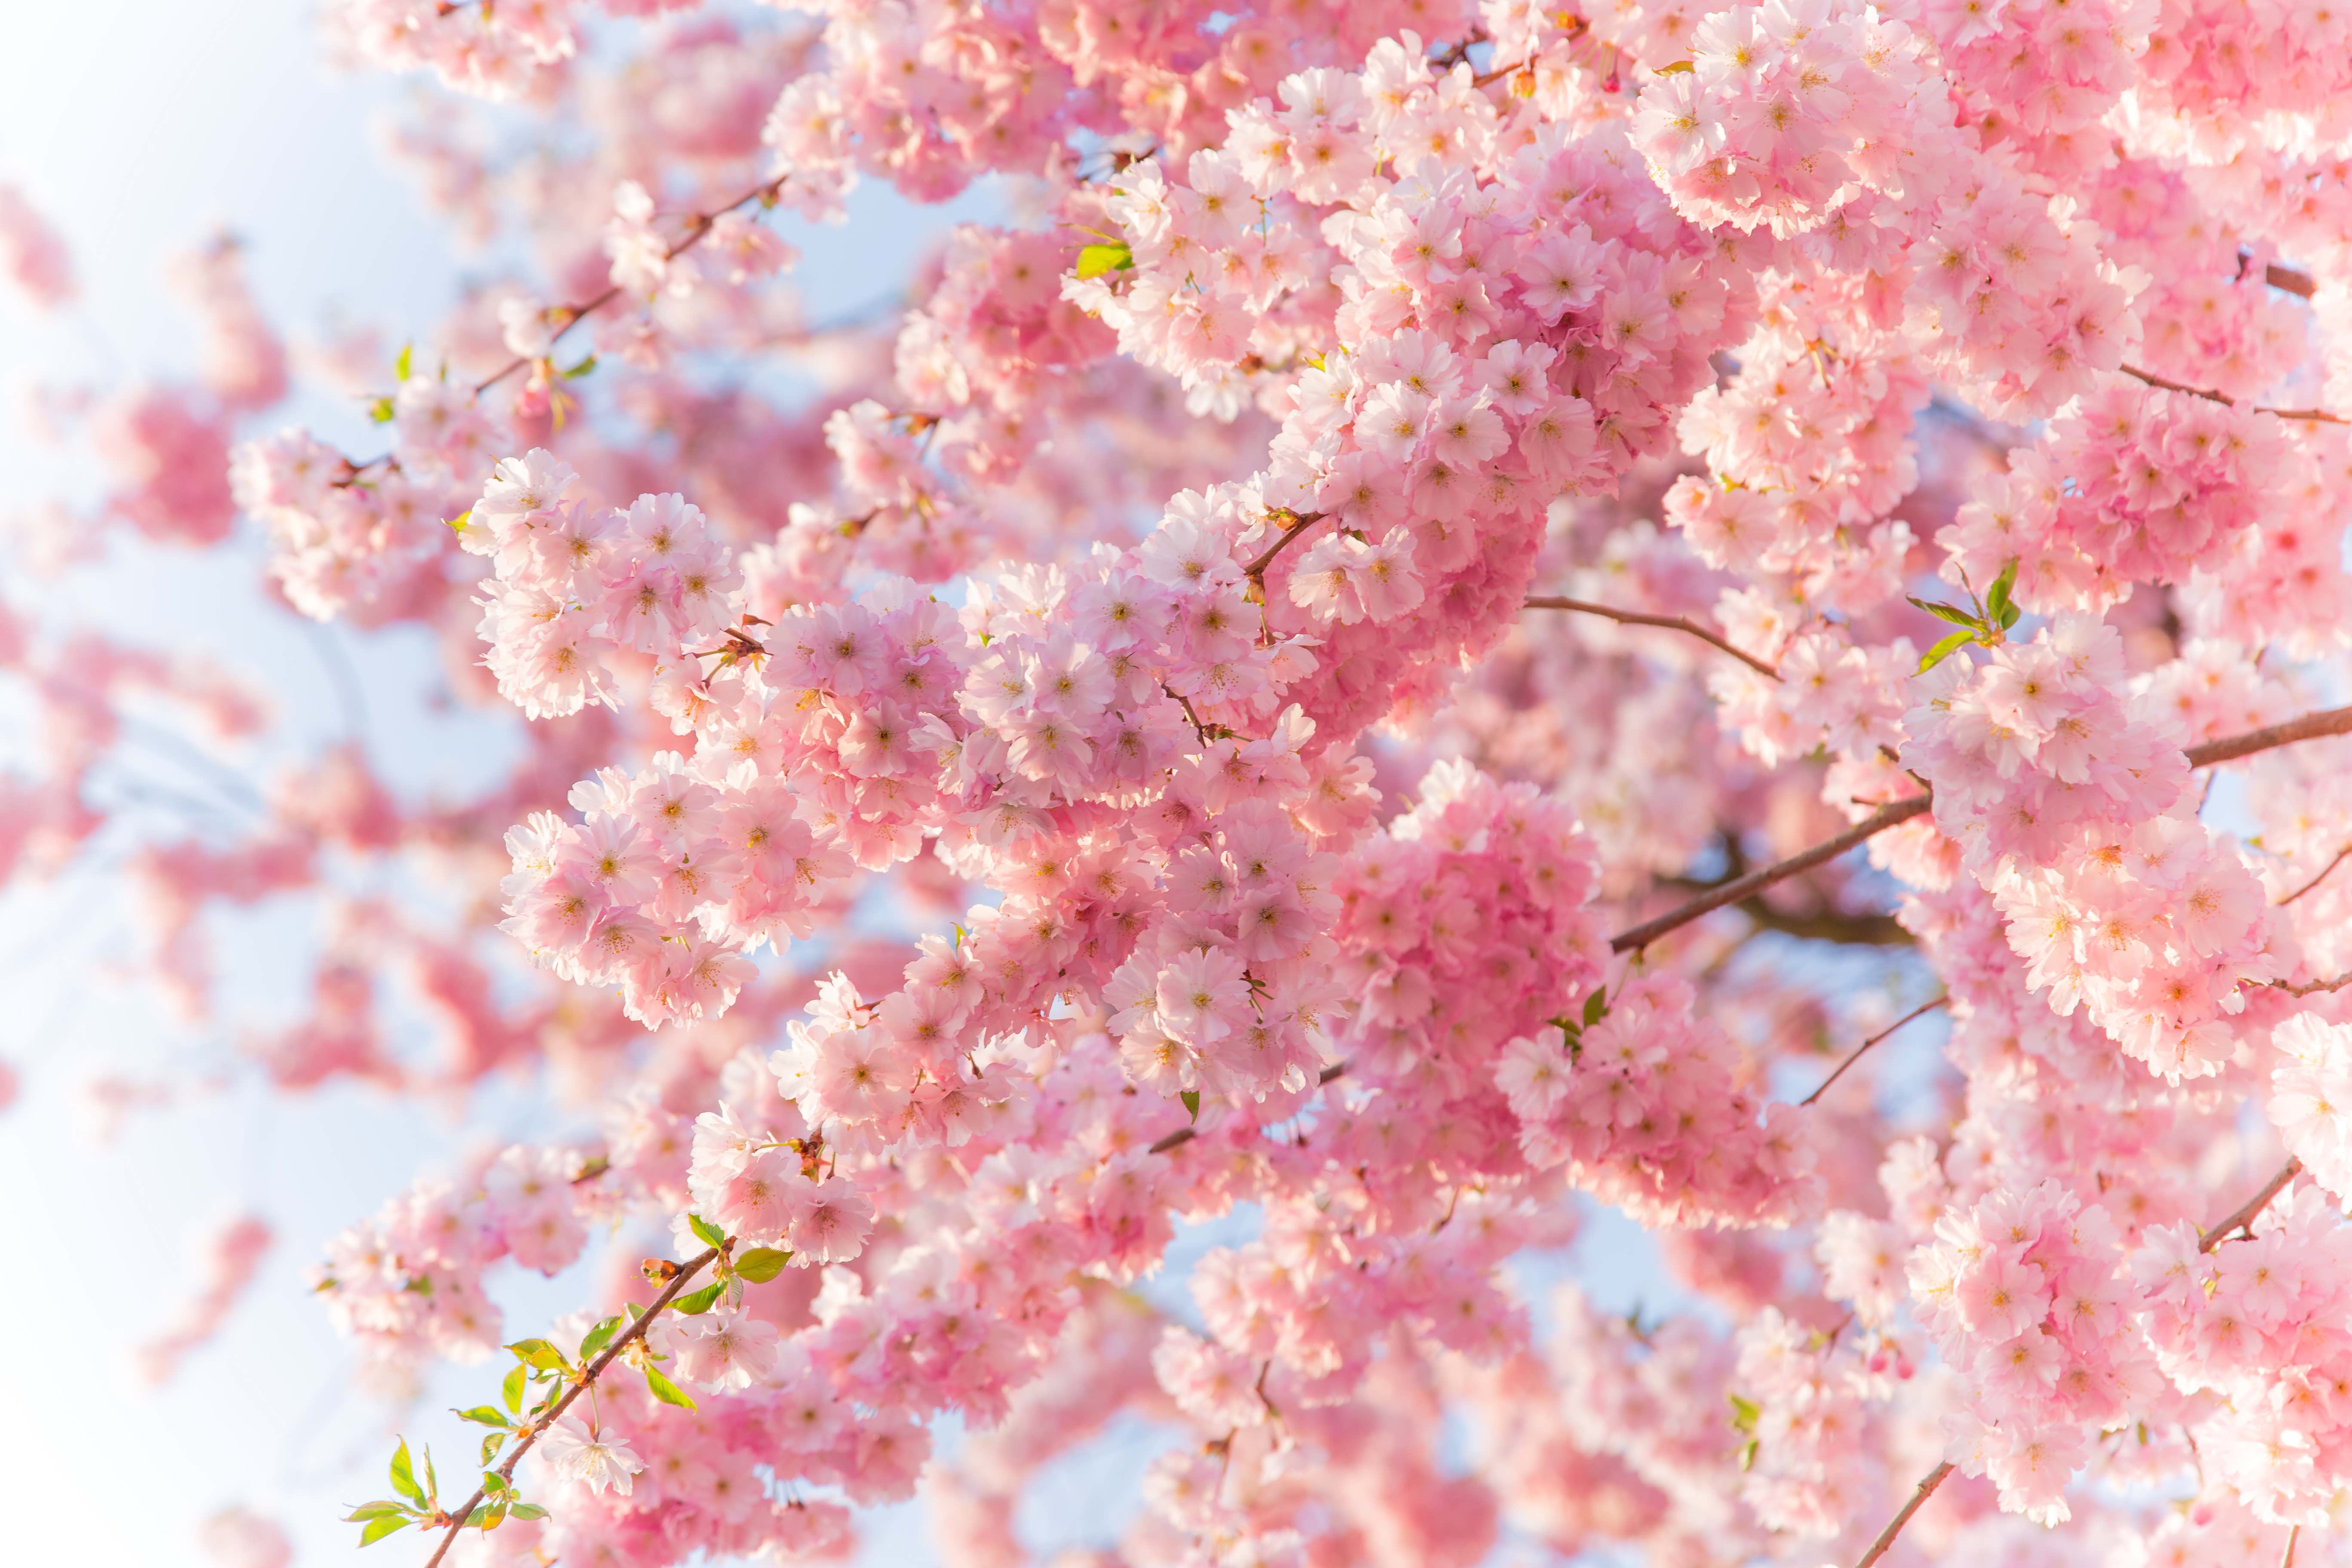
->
[509,1504,548,1522]
[579,1314,622,1360]
[1904,595,1982,630]
[389,1439,424,1504]
[343,1502,409,1523]
[1180,1088,1201,1123]
[734,1247,791,1283]
[562,354,597,380]
[501,1363,527,1415]
[507,1338,566,1373]
[1582,988,1608,1028]
[1998,597,2021,629]
[358,1514,413,1547]
[393,342,413,383]
[1918,628,1976,673]
[1653,58,1695,73]
[368,396,396,424]
[1985,557,2019,622]
[1073,241,1133,280]
[455,1405,510,1428]
[422,1445,438,1504]
[643,1364,699,1409]
[688,1213,726,1250]
[1727,1393,1761,1435]
[480,1432,503,1467]
[673,1280,726,1315]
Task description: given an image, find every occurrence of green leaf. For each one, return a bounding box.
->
[394,343,413,383]
[1984,557,2018,624]
[1740,1436,1760,1473]
[673,1281,725,1316]
[734,1247,791,1283]
[1653,58,1696,73]
[1918,628,1976,673]
[481,1470,513,1496]
[688,1213,726,1250]
[1727,1393,1761,1434]
[579,1315,622,1360]
[1582,989,1608,1029]
[389,1439,424,1505]
[444,508,472,535]
[1180,1089,1201,1123]
[358,1515,412,1547]
[455,1405,510,1429]
[423,1445,438,1505]
[1074,241,1134,280]
[510,1504,548,1521]
[343,1502,409,1523]
[1905,595,1982,630]
[562,354,597,380]
[507,1338,566,1374]
[482,1498,511,1532]
[501,1363,527,1415]
[1999,597,2022,629]
[368,396,396,424]
[480,1432,503,1467]
[643,1365,699,1410]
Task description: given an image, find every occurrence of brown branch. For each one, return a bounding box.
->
[419,1245,720,1568]
[1610,702,2352,956]
[2184,704,2352,767]
[1851,1461,1954,1568]
[2266,261,2316,299]
[1524,594,1779,679]
[2279,844,2352,905]
[2276,972,2352,996]
[339,175,799,485]
[1801,995,1947,1107]
[2199,1158,2302,1253]
[1242,510,1325,585]
[2119,363,2349,426]
[1612,796,1932,954]
[1736,901,1914,946]
[475,174,790,395]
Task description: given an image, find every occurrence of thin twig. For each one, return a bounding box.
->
[2276,972,2352,996]
[2279,844,2352,905]
[1851,1460,1954,1568]
[1242,510,1324,584]
[339,175,794,485]
[475,174,789,395]
[2282,1523,2301,1568]
[1609,702,2352,955]
[1525,594,1779,679]
[2199,1159,2303,1253]
[1150,1060,1348,1155]
[419,1246,720,1568]
[2119,363,2349,425]
[1801,995,1947,1106]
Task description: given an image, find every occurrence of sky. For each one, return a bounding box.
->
[0,6,1762,1565]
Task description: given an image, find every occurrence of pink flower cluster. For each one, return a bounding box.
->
[1908,1179,2148,1523]
[1497,973,1819,1228]
[2136,1181,2352,1524]
[1942,384,2307,616]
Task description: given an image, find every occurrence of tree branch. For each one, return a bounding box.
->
[2265,260,2315,298]
[1851,1460,1954,1568]
[2119,363,2348,426]
[1524,594,1779,679]
[420,1245,721,1568]
[1612,702,2352,955]
[2199,1158,2302,1253]
[1242,510,1325,586]
[1801,995,1947,1106]
[2278,844,2352,905]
